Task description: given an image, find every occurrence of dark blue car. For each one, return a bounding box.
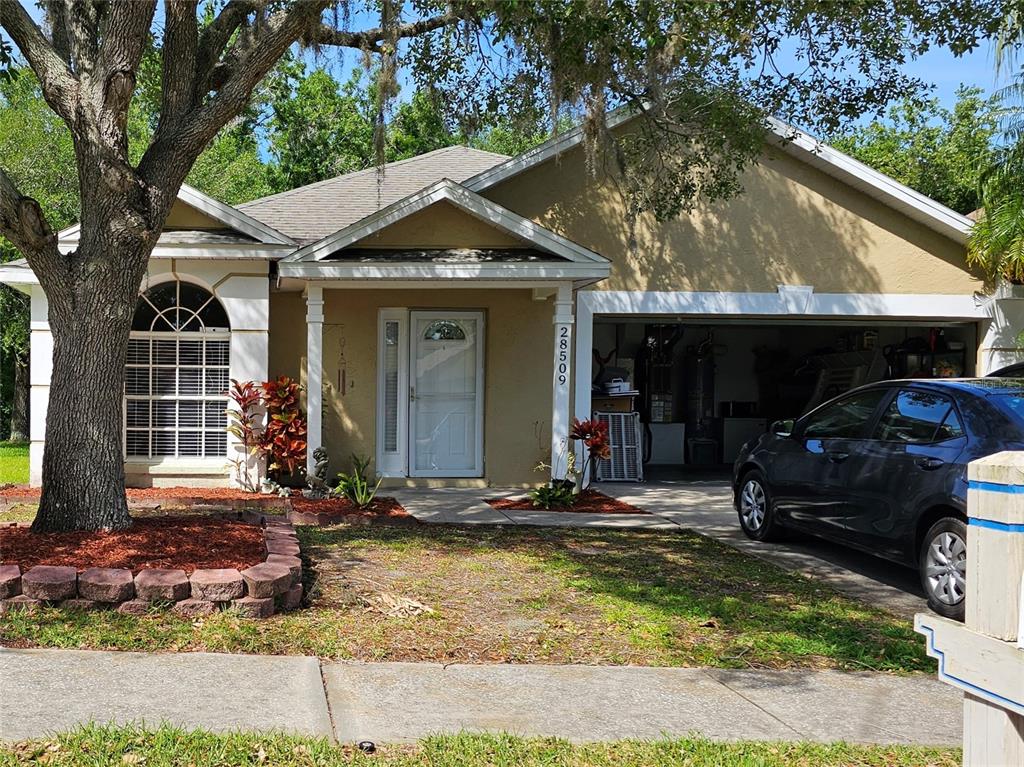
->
[733,378,1024,620]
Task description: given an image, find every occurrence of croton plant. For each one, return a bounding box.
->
[259,376,308,477]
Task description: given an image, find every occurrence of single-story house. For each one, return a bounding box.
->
[3,116,1023,488]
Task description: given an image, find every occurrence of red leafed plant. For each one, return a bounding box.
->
[570,418,611,488]
[258,376,307,478]
[226,380,264,491]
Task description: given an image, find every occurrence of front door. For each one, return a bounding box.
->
[409,311,484,477]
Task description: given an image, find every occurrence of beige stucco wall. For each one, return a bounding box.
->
[354,201,526,249]
[164,201,227,230]
[484,144,982,295]
[269,287,554,486]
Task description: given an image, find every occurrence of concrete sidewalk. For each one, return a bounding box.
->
[0,647,960,746]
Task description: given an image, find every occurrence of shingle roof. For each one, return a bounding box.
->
[239,145,509,244]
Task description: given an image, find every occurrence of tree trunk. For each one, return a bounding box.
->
[8,353,27,442]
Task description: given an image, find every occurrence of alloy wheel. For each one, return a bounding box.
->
[740,479,767,531]
[925,531,967,606]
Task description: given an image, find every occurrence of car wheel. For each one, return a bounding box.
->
[737,470,784,542]
[920,517,967,621]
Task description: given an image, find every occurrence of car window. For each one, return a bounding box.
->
[873,390,963,443]
[802,389,887,440]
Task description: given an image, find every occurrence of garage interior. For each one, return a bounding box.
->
[589,318,979,480]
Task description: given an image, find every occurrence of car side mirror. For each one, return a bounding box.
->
[771,419,795,437]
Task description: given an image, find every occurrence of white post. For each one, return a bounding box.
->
[28,286,50,487]
[573,292,594,483]
[915,451,1024,766]
[305,284,324,477]
[550,284,574,480]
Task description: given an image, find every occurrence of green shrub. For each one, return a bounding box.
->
[334,454,382,508]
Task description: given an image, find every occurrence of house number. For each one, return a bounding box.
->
[557,325,570,386]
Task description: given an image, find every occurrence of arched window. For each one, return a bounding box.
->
[124,281,231,459]
[421,319,467,341]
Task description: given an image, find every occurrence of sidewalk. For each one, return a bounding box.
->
[0,647,960,746]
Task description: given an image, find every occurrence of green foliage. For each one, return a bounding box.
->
[969,68,1024,283]
[334,454,383,509]
[829,87,997,215]
[528,482,576,510]
[0,723,961,767]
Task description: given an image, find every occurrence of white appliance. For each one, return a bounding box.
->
[648,423,685,464]
[594,411,643,482]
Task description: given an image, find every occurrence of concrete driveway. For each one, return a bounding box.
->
[598,480,927,619]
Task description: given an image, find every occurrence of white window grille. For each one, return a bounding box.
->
[124,281,230,459]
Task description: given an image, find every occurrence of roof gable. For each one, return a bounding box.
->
[58,184,295,247]
[285,179,608,266]
[239,145,509,244]
[464,111,973,245]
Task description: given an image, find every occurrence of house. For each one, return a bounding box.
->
[3,117,1021,489]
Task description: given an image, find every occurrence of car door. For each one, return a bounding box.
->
[769,387,889,534]
[843,388,967,561]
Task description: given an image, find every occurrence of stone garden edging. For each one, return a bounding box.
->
[0,515,303,620]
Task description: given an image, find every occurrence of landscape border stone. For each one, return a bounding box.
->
[1,514,304,620]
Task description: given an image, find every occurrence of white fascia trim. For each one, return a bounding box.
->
[464,108,973,245]
[278,260,610,282]
[58,184,295,247]
[765,118,972,244]
[284,178,608,265]
[580,289,988,321]
[0,263,38,289]
[54,241,296,260]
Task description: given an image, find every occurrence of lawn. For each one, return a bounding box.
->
[1,522,931,672]
[0,724,962,767]
[0,441,28,485]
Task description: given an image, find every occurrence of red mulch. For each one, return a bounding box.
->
[289,495,410,519]
[487,489,648,514]
[0,516,267,574]
[0,485,284,502]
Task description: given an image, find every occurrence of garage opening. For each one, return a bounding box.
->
[588,318,979,479]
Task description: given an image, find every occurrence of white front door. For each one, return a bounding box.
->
[409,311,484,477]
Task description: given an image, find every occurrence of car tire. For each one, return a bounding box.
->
[737,470,785,542]
[919,517,967,622]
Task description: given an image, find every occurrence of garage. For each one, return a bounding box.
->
[582,313,980,480]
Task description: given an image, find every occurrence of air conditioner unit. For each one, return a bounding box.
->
[594,411,643,482]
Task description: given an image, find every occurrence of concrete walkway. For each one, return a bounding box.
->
[392,482,926,618]
[0,647,960,746]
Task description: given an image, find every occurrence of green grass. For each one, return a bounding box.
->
[2,525,932,672]
[0,441,28,485]
[0,724,961,767]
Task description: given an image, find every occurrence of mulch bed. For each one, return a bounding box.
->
[0,485,286,502]
[0,516,267,574]
[287,495,414,525]
[487,488,648,514]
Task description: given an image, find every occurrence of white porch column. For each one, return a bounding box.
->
[573,292,594,483]
[28,287,51,487]
[550,284,574,480]
[305,285,324,477]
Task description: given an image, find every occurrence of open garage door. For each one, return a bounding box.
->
[585,317,979,477]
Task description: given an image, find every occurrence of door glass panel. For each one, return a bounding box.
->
[802,389,887,439]
[873,390,961,443]
[412,315,479,474]
[383,321,400,453]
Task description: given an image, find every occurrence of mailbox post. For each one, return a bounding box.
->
[915,451,1024,765]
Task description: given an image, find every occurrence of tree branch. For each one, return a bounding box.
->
[98,1,157,80]
[0,166,68,305]
[0,1,79,123]
[196,0,261,86]
[158,0,200,130]
[309,9,465,53]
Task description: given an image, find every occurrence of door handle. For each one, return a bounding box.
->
[915,456,945,470]
[826,452,849,463]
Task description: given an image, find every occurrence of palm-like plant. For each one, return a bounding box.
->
[968,74,1024,282]
[967,26,1024,283]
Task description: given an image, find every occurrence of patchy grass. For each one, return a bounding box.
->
[2,524,930,672]
[0,724,961,767]
[0,442,28,485]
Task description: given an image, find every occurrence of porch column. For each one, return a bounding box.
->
[551,284,574,480]
[573,292,594,484]
[305,285,324,477]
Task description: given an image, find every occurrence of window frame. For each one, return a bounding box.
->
[123,281,231,462]
[870,387,965,446]
[797,387,891,442]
